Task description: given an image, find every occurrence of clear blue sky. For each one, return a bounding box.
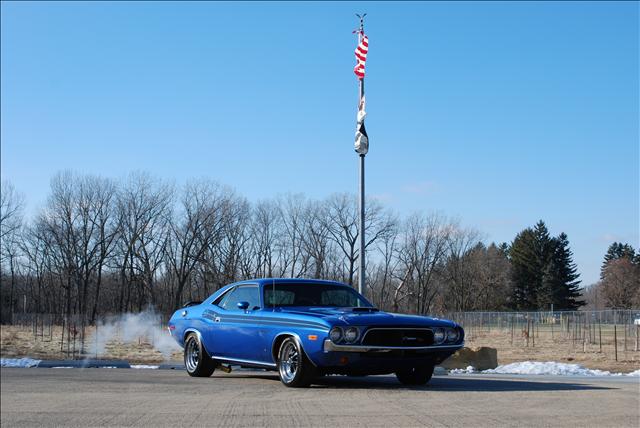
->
[1,1,638,286]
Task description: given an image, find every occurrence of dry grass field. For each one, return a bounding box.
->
[2,323,639,372]
[464,324,640,373]
[0,325,182,364]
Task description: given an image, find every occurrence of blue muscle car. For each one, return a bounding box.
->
[168,279,464,387]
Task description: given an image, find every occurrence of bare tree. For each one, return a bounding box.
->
[301,201,332,279]
[394,213,452,314]
[251,200,282,278]
[116,172,174,311]
[324,194,395,286]
[600,258,640,309]
[277,194,309,278]
[367,214,400,309]
[1,181,25,322]
[167,179,230,308]
[198,186,249,295]
[1,180,25,242]
[442,226,483,311]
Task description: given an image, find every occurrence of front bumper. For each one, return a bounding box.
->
[310,339,463,375]
[323,339,463,353]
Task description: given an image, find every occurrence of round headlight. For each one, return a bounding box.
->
[329,327,343,343]
[344,327,360,343]
[446,328,459,343]
[433,328,445,344]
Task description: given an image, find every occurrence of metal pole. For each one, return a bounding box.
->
[356,15,366,296]
[359,153,365,296]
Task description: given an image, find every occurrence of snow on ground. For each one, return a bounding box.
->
[131,365,160,369]
[1,358,41,368]
[449,361,640,377]
[449,366,476,374]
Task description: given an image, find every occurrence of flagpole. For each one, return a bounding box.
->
[357,14,366,297]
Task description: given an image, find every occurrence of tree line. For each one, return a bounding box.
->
[1,171,635,324]
[582,242,640,309]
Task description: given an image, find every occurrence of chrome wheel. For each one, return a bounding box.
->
[185,337,200,373]
[279,341,299,383]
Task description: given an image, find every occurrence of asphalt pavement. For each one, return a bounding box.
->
[1,368,638,427]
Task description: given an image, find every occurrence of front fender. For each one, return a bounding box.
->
[271,330,328,367]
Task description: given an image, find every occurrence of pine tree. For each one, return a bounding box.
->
[533,220,554,271]
[551,233,584,309]
[509,228,539,310]
[509,221,583,310]
[498,242,510,257]
[539,241,561,309]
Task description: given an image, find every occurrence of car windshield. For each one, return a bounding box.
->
[264,283,372,308]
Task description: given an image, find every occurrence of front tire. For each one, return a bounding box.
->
[184,333,215,377]
[277,337,316,387]
[395,364,434,385]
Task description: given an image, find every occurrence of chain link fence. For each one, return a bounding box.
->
[444,309,640,361]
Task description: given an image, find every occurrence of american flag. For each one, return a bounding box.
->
[353,33,368,79]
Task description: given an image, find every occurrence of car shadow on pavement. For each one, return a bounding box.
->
[212,373,616,391]
[309,375,615,391]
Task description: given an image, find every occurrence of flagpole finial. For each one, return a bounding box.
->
[355,13,366,32]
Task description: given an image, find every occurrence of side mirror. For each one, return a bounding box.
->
[237,301,250,311]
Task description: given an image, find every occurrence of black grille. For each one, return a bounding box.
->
[361,328,434,347]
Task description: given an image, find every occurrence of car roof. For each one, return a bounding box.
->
[230,278,350,288]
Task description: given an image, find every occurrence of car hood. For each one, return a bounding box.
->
[276,307,457,328]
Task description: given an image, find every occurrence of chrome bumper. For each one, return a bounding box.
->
[323,339,464,353]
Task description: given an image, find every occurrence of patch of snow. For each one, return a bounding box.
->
[448,361,640,377]
[1,358,41,368]
[449,366,476,374]
[483,361,629,376]
[626,369,640,377]
[131,364,160,369]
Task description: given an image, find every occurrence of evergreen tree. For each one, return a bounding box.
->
[533,220,554,271]
[509,228,539,310]
[539,242,561,309]
[498,242,510,257]
[550,233,584,309]
[510,221,583,310]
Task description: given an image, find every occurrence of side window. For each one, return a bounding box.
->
[221,286,260,311]
[212,289,232,307]
[264,289,295,307]
[321,290,357,307]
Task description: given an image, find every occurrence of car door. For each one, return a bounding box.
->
[205,284,265,362]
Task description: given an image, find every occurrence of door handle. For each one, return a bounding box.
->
[214,317,221,323]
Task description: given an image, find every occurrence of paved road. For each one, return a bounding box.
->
[1,368,638,427]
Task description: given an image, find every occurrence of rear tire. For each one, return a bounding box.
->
[395,364,434,385]
[184,333,215,377]
[277,337,316,387]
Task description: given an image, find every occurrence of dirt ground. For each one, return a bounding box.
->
[1,323,639,372]
[0,325,181,364]
[464,325,640,373]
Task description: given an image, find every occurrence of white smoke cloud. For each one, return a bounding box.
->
[88,310,180,360]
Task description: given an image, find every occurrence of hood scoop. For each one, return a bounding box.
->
[349,307,380,313]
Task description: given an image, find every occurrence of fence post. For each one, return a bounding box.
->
[614,325,618,362]
[532,319,535,348]
[599,321,602,353]
[510,316,514,345]
[60,317,65,354]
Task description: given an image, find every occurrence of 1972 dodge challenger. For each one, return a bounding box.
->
[168,278,464,387]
